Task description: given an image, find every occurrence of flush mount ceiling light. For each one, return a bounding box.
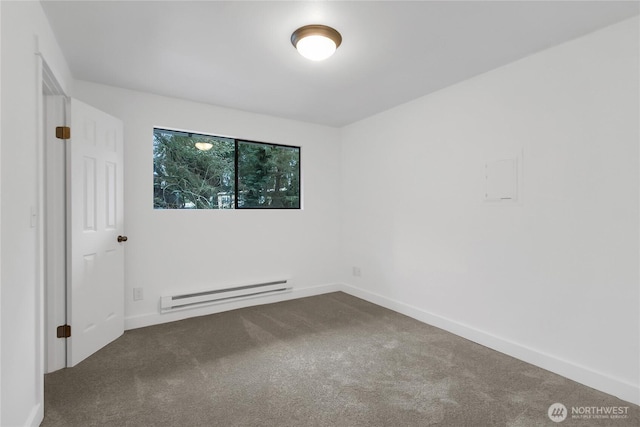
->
[291,24,342,61]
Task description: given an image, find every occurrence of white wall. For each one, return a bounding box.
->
[0,1,72,426]
[0,1,3,422]
[73,82,343,329]
[340,17,639,405]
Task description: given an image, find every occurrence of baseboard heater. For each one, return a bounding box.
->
[160,280,291,313]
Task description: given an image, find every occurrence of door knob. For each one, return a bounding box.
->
[117,235,128,243]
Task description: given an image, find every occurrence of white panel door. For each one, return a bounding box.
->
[67,98,125,367]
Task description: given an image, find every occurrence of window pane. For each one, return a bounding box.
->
[153,129,235,209]
[237,141,300,209]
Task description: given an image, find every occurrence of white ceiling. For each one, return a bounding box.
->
[41,1,639,127]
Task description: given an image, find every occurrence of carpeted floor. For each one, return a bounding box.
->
[43,292,638,426]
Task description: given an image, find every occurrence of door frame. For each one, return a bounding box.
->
[38,56,68,375]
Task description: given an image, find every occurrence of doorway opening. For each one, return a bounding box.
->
[41,76,126,375]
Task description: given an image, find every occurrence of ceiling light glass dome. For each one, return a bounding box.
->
[291,25,342,61]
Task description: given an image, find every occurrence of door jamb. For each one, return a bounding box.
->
[39,56,68,375]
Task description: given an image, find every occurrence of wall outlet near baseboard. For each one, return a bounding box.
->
[352,267,362,277]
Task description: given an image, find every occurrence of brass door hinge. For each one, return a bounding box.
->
[55,126,70,140]
[56,324,71,338]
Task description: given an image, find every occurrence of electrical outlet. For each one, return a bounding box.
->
[352,266,362,277]
[30,206,37,228]
[133,287,144,301]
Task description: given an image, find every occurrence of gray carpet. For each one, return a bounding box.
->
[43,292,638,426]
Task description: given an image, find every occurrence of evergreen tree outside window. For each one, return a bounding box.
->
[153,128,301,209]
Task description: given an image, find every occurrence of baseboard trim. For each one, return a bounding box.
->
[339,283,640,406]
[124,283,342,330]
[25,403,43,427]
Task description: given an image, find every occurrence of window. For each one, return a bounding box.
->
[153,128,301,209]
